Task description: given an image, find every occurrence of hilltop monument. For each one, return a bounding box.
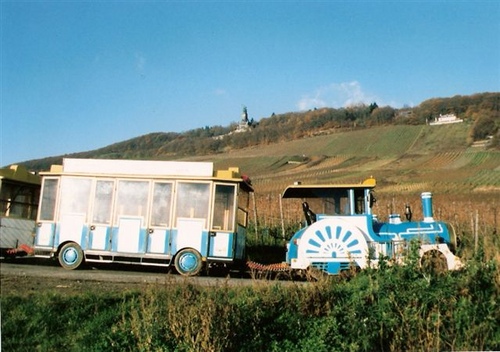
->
[236,106,252,132]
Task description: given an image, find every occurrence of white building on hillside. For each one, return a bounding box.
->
[429,113,463,126]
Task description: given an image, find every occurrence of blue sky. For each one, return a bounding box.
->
[2,1,499,166]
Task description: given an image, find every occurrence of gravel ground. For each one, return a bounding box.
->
[1,257,295,296]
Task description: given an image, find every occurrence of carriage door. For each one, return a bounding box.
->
[35,178,59,247]
[209,184,237,259]
[58,178,91,246]
[173,182,210,254]
[112,180,149,254]
[146,182,173,255]
[88,180,114,251]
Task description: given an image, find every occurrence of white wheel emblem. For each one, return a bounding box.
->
[303,224,366,259]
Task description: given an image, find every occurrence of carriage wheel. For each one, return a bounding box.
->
[58,242,84,270]
[174,248,203,276]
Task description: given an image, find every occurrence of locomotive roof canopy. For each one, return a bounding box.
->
[282,178,376,199]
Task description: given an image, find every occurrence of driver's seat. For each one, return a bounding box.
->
[302,202,317,226]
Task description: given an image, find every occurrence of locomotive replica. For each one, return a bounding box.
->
[277,177,462,275]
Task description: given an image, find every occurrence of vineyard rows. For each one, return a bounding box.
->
[186,124,500,204]
[465,169,500,187]
[417,152,463,169]
[220,123,500,240]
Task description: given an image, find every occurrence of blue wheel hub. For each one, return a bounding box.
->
[179,253,198,272]
[63,248,78,264]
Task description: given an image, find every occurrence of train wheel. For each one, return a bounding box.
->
[174,248,203,276]
[58,242,84,270]
[420,249,448,275]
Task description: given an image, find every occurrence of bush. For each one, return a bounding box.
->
[2,255,499,351]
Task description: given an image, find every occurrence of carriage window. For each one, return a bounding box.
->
[59,178,92,219]
[212,184,236,231]
[92,180,114,224]
[0,181,39,219]
[151,182,172,227]
[237,187,250,227]
[175,182,210,225]
[238,189,250,211]
[114,180,149,222]
[39,178,59,221]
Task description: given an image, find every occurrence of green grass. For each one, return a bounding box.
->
[2,250,499,352]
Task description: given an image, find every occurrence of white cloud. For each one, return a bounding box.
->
[297,81,378,110]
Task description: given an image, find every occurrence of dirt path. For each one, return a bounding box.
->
[1,257,294,296]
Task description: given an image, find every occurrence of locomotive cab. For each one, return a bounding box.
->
[284,177,376,220]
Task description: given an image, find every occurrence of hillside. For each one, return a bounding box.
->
[19,92,499,171]
[185,122,499,233]
[15,92,500,202]
[183,123,499,196]
[10,95,500,236]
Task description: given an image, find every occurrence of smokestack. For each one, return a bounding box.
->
[421,192,434,222]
